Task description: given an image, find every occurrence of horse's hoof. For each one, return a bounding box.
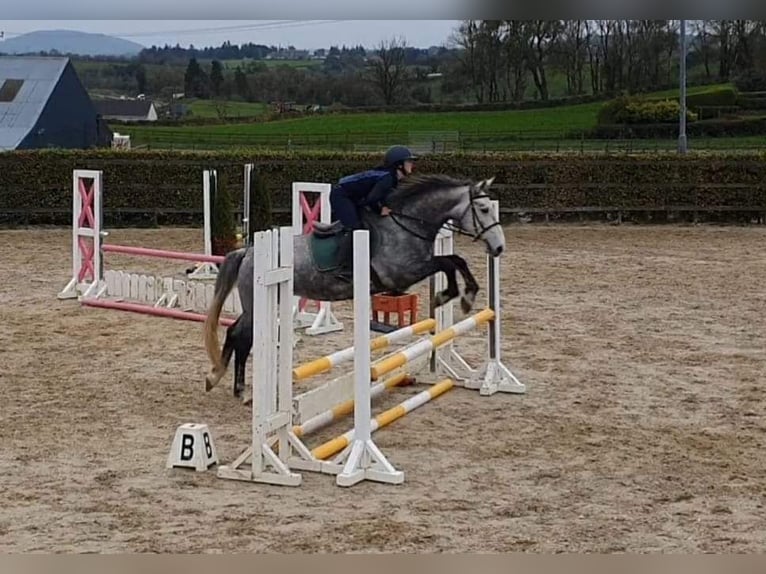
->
[460,294,475,315]
[205,373,219,392]
[433,292,450,307]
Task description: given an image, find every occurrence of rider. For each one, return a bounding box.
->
[329,145,418,280]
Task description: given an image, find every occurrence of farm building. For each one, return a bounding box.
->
[93,99,158,122]
[0,56,112,151]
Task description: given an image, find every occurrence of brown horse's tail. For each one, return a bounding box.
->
[204,247,247,373]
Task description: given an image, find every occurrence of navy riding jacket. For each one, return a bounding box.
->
[335,168,397,213]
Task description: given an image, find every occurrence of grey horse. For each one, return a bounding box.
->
[203,173,506,397]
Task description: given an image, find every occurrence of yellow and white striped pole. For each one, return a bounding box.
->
[292,318,436,381]
[370,308,495,381]
[292,373,412,438]
[311,378,455,461]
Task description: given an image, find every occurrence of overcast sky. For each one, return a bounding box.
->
[1,20,463,50]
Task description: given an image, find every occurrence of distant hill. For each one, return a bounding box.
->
[0,30,144,57]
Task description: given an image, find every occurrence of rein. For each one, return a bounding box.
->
[387,189,501,243]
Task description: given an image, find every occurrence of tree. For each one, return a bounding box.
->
[453,20,487,103]
[184,57,209,98]
[234,66,250,100]
[210,60,224,96]
[209,171,237,256]
[246,168,272,242]
[368,37,409,105]
[525,20,562,101]
[504,21,531,101]
[558,20,587,95]
[135,64,147,94]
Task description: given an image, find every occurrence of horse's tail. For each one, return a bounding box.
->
[204,247,247,373]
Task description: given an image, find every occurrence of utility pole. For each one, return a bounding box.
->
[678,19,688,154]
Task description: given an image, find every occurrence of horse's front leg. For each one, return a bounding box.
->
[443,254,481,314]
[431,256,461,308]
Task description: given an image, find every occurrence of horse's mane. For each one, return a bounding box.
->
[388,173,472,203]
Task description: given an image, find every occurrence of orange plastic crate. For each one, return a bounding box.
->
[371,292,419,328]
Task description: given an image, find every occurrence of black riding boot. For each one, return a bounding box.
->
[335,229,355,283]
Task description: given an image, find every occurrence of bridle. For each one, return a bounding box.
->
[387,185,501,243]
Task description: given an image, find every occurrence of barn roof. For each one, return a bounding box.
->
[0,56,69,150]
[93,99,154,118]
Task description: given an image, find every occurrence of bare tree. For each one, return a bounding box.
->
[732,19,758,72]
[453,21,487,103]
[478,21,504,102]
[584,21,601,94]
[713,20,734,79]
[692,20,714,80]
[558,20,588,95]
[526,20,562,101]
[503,20,531,101]
[368,36,409,105]
[596,19,618,92]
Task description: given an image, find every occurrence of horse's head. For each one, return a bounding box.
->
[452,176,505,257]
[388,173,506,257]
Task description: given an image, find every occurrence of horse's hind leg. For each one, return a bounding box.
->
[232,321,252,399]
[431,256,461,308]
[205,317,239,392]
[233,347,247,398]
[444,254,480,314]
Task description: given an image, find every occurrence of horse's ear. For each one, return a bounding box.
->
[477,176,495,190]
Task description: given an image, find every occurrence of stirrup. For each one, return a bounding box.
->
[313,220,345,238]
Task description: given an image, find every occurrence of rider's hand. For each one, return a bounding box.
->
[381,206,392,216]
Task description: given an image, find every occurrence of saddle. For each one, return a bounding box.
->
[308,219,380,275]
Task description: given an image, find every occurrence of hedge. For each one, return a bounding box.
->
[599,87,741,128]
[0,149,764,225]
[736,95,766,110]
[598,96,699,125]
[586,116,766,139]
[684,86,739,109]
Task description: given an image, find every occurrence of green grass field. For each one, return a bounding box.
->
[185,99,269,118]
[120,83,753,152]
[126,102,603,139]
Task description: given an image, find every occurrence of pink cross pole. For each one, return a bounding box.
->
[299,193,323,235]
[76,178,96,283]
[297,190,324,312]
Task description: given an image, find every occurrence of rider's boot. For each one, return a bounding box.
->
[335,229,354,283]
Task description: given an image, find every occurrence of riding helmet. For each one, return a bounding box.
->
[384,145,418,168]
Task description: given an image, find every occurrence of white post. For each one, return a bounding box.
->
[430,205,526,395]
[187,169,219,280]
[468,200,525,396]
[217,226,319,486]
[242,163,253,245]
[433,226,454,333]
[58,170,104,300]
[291,181,343,336]
[430,225,476,383]
[326,230,404,487]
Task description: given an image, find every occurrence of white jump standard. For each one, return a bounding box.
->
[216,227,320,486]
[291,181,343,336]
[320,230,405,487]
[429,201,525,396]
